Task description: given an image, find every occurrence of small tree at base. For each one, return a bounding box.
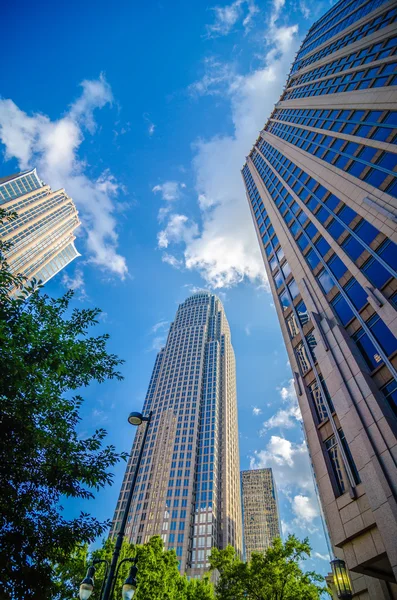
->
[209,535,329,600]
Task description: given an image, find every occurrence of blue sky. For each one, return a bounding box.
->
[1,0,334,576]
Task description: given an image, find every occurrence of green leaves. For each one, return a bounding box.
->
[0,211,125,599]
[209,536,329,600]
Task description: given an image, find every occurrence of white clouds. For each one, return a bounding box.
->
[157,214,199,249]
[160,9,300,289]
[292,494,320,523]
[149,319,169,352]
[206,0,259,38]
[162,253,183,269]
[0,75,128,278]
[62,268,87,300]
[151,320,169,333]
[252,406,262,416]
[313,551,331,561]
[152,181,186,201]
[261,379,302,431]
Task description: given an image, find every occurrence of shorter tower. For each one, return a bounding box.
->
[0,169,80,289]
[241,468,281,562]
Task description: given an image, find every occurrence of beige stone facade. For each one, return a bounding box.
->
[0,169,80,288]
[241,468,281,562]
[111,293,243,577]
[241,1,397,597]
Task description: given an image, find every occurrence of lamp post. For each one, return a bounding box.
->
[100,410,152,600]
[331,558,353,600]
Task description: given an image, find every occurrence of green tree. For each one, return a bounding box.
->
[0,209,126,599]
[54,536,215,600]
[209,535,329,600]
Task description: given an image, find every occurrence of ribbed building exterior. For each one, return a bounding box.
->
[242,0,397,597]
[111,292,243,577]
[0,169,80,289]
[241,468,281,562]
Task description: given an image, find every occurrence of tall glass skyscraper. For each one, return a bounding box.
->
[111,292,243,577]
[242,0,397,597]
[241,468,281,562]
[0,169,80,289]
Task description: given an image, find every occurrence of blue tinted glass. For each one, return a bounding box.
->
[306,222,317,238]
[279,289,291,311]
[274,270,283,289]
[298,211,308,224]
[342,235,364,260]
[316,207,329,223]
[382,380,397,417]
[282,262,292,278]
[369,315,397,357]
[378,152,397,172]
[338,205,357,224]
[354,330,383,370]
[354,220,379,244]
[270,256,277,271]
[345,279,367,310]
[327,219,345,240]
[378,240,397,271]
[316,237,331,256]
[296,300,309,326]
[359,146,377,163]
[307,249,320,269]
[362,257,390,288]
[288,279,300,299]
[318,270,335,294]
[328,255,348,279]
[290,221,300,236]
[297,234,308,251]
[265,244,272,256]
[324,194,339,210]
[348,161,365,177]
[365,168,388,188]
[276,246,285,261]
[332,294,354,325]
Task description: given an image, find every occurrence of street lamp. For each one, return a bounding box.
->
[79,566,95,600]
[78,559,109,600]
[100,410,152,600]
[331,558,353,600]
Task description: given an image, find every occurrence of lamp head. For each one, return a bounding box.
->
[79,566,95,600]
[128,412,144,426]
[331,558,352,600]
[122,564,138,599]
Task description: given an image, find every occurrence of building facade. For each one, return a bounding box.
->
[242,0,397,597]
[241,468,281,562]
[0,169,80,289]
[111,292,243,577]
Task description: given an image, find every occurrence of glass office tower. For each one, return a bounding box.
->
[241,468,281,562]
[0,169,80,289]
[111,293,243,577]
[242,0,397,597]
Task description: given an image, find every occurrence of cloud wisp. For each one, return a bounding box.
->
[158,2,300,289]
[206,0,260,38]
[261,378,302,432]
[0,75,128,278]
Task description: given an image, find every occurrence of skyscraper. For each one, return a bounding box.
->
[0,169,80,289]
[241,468,281,562]
[242,0,397,596]
[111,292,243,577]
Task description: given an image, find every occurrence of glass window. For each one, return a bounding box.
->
[276,246,285,262]
[270,255,277,271]
[354,219,379,245]
[288,279,300,299]
[327,218,345,240]
[308,379,328,422]
[282,261,292,278]
[342,235,364,260]
[286,313,299,338]
[274,270,283,289]
[315,237,331,257]
[295,342,311,374]
[331,293,354,326]
[362,256,391,288]
[325,434,346,495]
[368,314,397,358]
[338,205,357,225]
[306,331,317,361]
[339,429,360,486]
[381,379,397,418]
[344,279,367,311]
[318,269,335,294]
[306,249,320,269]
[377,239,397,271]
[305,222,317,238]
[296,300,309,326]
[353,327,383,370]
[328,254,348,279]
[279,289,291,312]
[297,234,308,251]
